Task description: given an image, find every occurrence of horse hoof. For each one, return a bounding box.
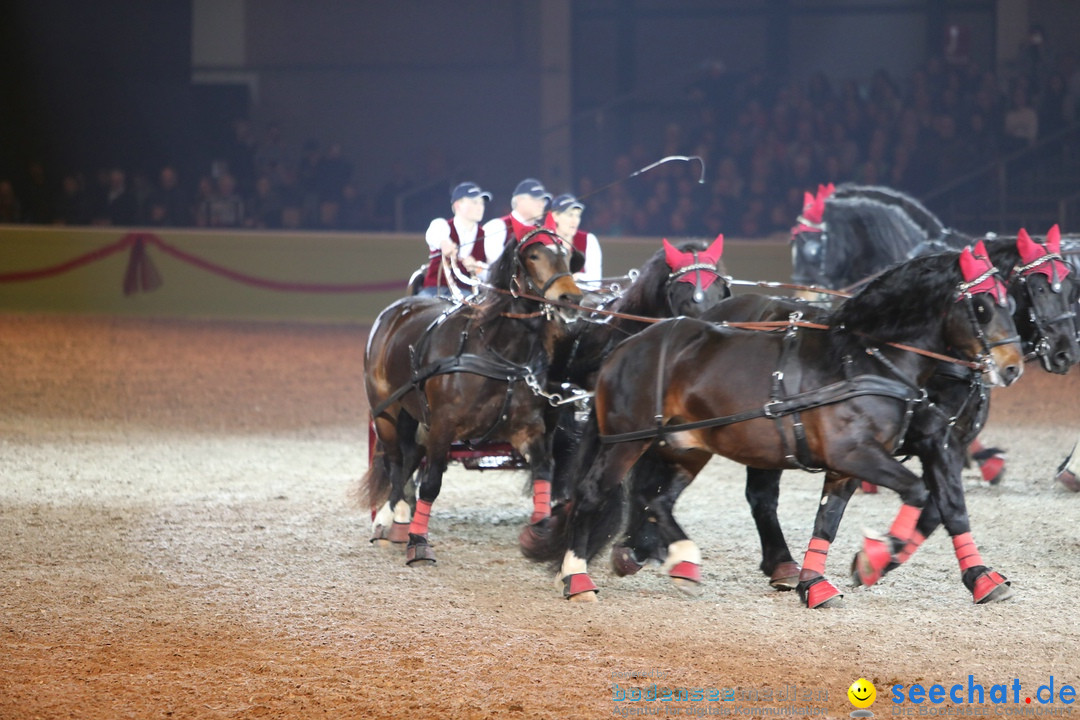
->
[798,576,844,609]
[610,545,645,576]
[671,576,704,597]
[563,573,599,600]
[405,535,436,566]
[769,562,801,591]
[852,536,892,588]
[971,569,1013,604]
[371,537,393,549]
[387,521,411,544]
[1057,468,1080,492]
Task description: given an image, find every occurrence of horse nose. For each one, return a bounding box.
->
[1001,362,1022,386]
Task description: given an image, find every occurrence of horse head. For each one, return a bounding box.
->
[949,241,1024,386]
[514,228,583,322]
[790,183,833,288]
[1010,226,1079,373]
[662,234,730,316]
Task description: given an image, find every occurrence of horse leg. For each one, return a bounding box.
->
[745,467,800,590]
[796,473,856,609]
[609,448,678,577]
[559,439,652,602]
[405,440,447,567]
[372,413,422,545]
[969,437,1006,485]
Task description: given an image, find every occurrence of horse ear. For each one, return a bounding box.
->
[959,246,982,282]
[701,234,724,265]
[802,191,814,213]
[663,238,683,269]
[1047,224,1061,253]
[973,238,990,259]
[1016,228,1039,264]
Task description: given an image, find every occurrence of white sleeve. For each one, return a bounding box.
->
[482,218,508,268]
[425,218,450,253]
[578,233,603,282]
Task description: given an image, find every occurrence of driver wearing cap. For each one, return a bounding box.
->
[419,181,492,296]
[545,193,603,284]
[481,177,552,269]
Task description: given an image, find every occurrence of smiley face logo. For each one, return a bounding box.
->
[848,678,877,709]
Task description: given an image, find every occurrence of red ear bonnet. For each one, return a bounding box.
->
[664,235,724,290]
[1017,225,1069,287]
[958,242,1007,305]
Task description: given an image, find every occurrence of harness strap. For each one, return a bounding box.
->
[600,374,921,445]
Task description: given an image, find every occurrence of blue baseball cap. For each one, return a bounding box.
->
[552,193,585,214]
[451,182,492,204]
[512,178,552,200]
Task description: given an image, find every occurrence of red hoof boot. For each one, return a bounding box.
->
[405,534,436,566]
[610,545,645,576]
[860,481,878,494]
[562,573,599,600]
[974,449,1006,485]
[769,561,801,591]
[969,568,1014,604]
[852,536,893,588]
[668,561,703,597]
[797,576,843,609]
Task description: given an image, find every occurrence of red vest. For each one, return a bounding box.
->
[423,219,485,288]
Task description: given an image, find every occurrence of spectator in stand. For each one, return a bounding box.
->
[93,168,138,226]
[21,160,52,224]
[53,172,91,225]
[197,172,245,228]
[1003,79,1039,152]
[144,165,191,227]
[246,174,284,229]
[0,179,22,223]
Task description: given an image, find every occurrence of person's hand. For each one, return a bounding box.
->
[462,255,480,274]
[439,237,457,257]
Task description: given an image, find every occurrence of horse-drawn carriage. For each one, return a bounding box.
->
[361,182,1080,609]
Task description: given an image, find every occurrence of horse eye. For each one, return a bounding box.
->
[974,300,990,323]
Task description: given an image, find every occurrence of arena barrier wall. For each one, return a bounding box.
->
[0,226,793,324]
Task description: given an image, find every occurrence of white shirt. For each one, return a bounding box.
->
[574,232,603,283]
[425,217,482,259]
[480,210,539,271]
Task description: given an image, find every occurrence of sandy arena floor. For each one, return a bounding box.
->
[2,313,1080,720]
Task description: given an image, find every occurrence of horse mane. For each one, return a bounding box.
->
[829,250,962,351]
[471,240,522,324]
[613,238,723,316]
[822,185,973,287]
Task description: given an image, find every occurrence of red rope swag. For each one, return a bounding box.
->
[0,232,406,296]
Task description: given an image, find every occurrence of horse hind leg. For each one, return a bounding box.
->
[404,441,447,567]
[609,449,678,577]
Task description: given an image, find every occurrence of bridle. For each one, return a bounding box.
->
[1011,251,1076,360]
[664,250,727,312]
[953,266,1020,376]
[515,227,576,299]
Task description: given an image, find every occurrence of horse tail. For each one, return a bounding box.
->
[355,428,392,511]
[520,408,628,569]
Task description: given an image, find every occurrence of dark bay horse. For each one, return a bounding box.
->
[523,248,1025,602]
[608,232,1078,606]
[362,229,582,565]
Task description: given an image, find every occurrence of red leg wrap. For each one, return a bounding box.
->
[860,481,878,494]
[409,499,432,537]
[888,504,921,543]
[668,561,701,583]
[802,537,830,575]
[563,573,598,599]
[894,531,926,564]
[952,532,984,571]
[530,479,552,524]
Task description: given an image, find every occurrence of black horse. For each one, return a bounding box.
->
[523,247,1026,603]
[362,229,582,565]
[607,232,1078,606]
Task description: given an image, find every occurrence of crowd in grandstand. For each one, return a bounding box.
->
[2,41,1078,239]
